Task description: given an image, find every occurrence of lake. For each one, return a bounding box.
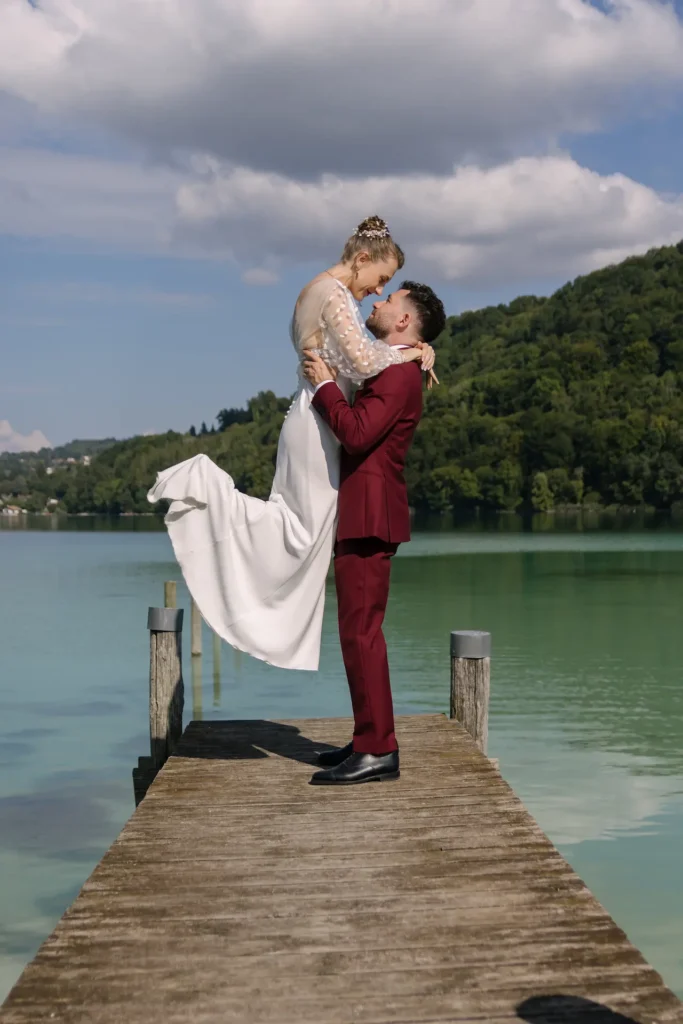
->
[1,514,682,1002]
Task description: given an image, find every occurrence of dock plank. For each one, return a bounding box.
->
[1,714,681,1024]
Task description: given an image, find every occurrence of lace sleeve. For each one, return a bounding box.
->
[319,282,404,382]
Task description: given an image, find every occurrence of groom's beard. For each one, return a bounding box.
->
[366,316,390,340]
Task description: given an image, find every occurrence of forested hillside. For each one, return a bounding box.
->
[410,240,683,512]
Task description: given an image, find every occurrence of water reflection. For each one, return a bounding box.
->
[191,654,203,721]
[390,549,683,776]
[0,514,164,532]
[212,634,221,708]
[0,775,126,859]
[5,506,683,535]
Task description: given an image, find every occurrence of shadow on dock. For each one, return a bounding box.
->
[518,995,641,1022]
[179,719,335,766]
[133,720,333,806]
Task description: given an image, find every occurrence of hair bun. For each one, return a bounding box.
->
[354,215,390,239]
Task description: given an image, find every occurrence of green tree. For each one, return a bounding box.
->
[531,472,554,512]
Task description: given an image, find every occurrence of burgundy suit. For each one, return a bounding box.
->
[312,360,423,754]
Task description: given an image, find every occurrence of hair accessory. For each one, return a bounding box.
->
[355,225,389,239]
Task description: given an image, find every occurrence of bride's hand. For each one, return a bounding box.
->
[420,343,436,372]
[401,343,438,387]
[401,343,435,372]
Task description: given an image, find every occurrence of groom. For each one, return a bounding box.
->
[302,280,445,786]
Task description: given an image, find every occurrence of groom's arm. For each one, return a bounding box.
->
[311,367,409,456]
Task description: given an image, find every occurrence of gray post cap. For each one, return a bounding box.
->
[451,630,491,659]
[147,607,184,632]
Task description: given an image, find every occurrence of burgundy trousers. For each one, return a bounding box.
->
[334,537,399,755]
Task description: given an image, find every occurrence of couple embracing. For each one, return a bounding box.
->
[148,216,445,786]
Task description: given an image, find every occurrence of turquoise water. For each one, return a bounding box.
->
[1,518,682,1000]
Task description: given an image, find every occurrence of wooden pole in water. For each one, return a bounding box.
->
[164,580,177,609]
[450,630,491,755]
[147,606,184,771]
[191,651,203,720]
[191,598,202,657]
[212,632,221,708]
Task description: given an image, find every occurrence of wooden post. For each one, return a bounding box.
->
[132,756,156,807]
[191,598,202,657]
[233,644,242,673]
[450,630,491,754]
[212,632,221,708]
[191,651,203,721]
[164,580,177,609]
[147,606,184,771]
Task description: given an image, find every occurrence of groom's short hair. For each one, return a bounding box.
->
[400,281,446,344]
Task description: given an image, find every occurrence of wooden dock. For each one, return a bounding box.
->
[2,714,682,1024]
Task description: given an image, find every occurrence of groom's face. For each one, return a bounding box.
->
[366,289,410,340]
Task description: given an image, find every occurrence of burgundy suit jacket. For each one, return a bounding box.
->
[311,361,423,544]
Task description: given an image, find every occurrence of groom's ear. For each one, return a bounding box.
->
[396,308,412,332]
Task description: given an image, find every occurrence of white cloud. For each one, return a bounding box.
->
[2,146,683,285]
[1,1,683,177]
[0,420,51,454]
[176,154,683,284]
[2,2,683,289]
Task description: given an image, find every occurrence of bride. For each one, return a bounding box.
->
[147,216,435,670]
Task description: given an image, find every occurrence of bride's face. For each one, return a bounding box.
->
[349,254,399,302]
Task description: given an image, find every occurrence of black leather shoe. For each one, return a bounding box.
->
[316,741,353,768]
[310,750,399,786]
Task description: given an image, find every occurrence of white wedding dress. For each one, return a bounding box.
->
[147,275,404,670]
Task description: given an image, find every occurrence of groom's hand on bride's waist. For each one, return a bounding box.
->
[303,350,337,389]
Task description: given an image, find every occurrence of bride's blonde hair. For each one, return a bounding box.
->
[340,216,405,269]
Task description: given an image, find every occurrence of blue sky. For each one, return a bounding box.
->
[2,0,683,448]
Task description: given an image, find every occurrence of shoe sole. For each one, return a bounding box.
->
[310,771,400,786]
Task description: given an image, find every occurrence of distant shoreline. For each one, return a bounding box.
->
[3,504,682,524]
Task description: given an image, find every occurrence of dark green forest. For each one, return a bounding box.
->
[4,241,683,516]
